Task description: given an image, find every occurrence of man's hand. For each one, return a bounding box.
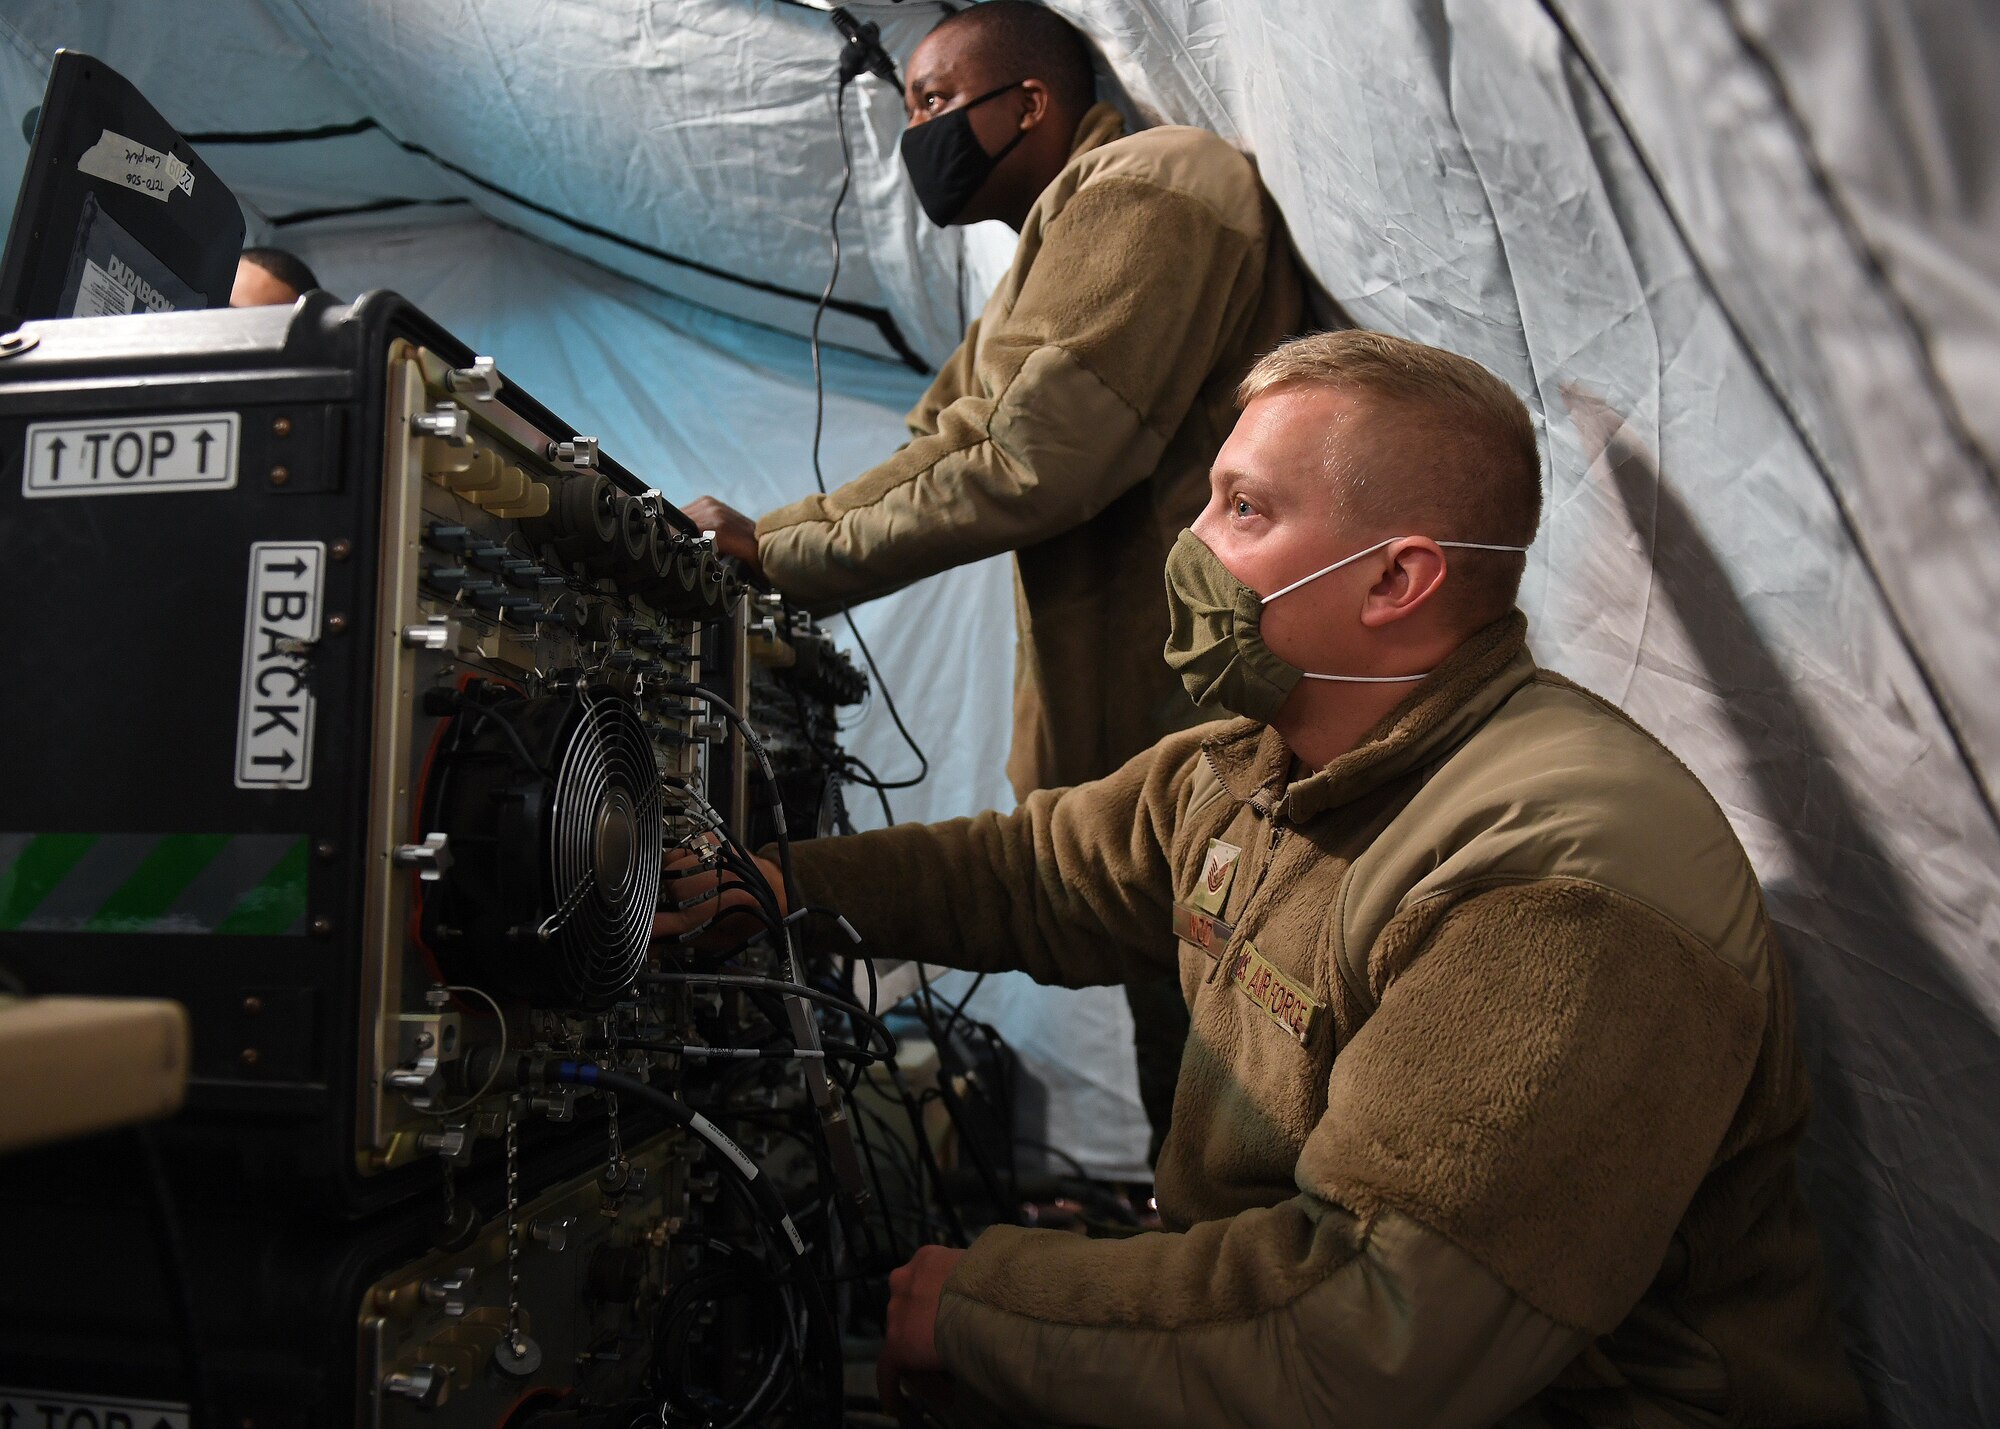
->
[652,843,786,950]
[680,496,764,580]
[879,1245,967,1415]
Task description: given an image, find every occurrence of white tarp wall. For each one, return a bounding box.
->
[4,3,1996,1423]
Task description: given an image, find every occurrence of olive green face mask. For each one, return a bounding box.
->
[1162,529,1530,722]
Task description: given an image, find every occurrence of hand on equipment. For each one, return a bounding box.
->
[679,496,764,580]
[878,1244,967,1416]
[652,840,787,950]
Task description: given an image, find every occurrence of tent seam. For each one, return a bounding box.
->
[185,117,931,373]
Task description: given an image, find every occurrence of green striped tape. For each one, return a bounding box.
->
[0,833,310,935]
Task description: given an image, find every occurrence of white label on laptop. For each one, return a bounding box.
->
[234,542,324,791]
[23,413,239,498]
[76,127,192,202]
[72,258,137,317]
[0,1388,191,1429]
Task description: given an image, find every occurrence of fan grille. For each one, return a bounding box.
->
[548,688,662,1006]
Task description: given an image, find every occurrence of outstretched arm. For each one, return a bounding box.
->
[756,177,1267,612]
[780,724,1210,984]
[919,881,1766,1427]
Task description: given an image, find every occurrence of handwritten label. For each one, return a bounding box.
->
[76,128,193,204]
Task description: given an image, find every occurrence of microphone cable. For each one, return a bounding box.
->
[809,28,931,800]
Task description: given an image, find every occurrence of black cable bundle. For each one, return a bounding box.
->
[649,1237,797,1427]
[552,1061,838,1421]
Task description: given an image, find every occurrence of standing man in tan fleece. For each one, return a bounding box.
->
[664,330,1862,1425]
[683,0,1303,1154]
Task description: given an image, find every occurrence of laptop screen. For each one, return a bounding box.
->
[0,49,242,325]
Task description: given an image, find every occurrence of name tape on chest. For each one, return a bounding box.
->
[1172,901,1236,959]
[1227,940,1322,1046]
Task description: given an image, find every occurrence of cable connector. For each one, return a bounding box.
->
[831,7,900,88]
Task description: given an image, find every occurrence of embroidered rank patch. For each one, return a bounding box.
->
[1172,902,1236,960]
[1189,838,1243,914]
[1226,940,1322,1045]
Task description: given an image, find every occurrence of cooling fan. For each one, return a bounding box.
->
[419,682,663,1009]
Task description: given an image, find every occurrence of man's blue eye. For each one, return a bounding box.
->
[1234,499,1253,517]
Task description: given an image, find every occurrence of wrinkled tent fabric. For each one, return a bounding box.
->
[2,3,1995,1423]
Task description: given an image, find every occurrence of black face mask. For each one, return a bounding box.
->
[899,81,1027,226]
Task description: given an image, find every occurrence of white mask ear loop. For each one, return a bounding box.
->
[1258,537,1396,604]
[1261,538,1530,605]
[1262,537,1531,684]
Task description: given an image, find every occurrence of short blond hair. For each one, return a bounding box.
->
[1237,329,1541,626]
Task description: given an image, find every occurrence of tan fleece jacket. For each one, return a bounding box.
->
[792,614,1863,1428]
[758,103,1305,799]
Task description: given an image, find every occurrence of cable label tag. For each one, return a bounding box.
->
[688,1111,761,1182]
[234,541,324,791]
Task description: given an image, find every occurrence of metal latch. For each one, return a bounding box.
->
[413,402,471,445]
[442,356,501,401]
[393,832,453,881]
[547,436,598,469]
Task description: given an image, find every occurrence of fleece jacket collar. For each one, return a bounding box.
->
[1065,102,1127,164]
[1200,611,1534,824]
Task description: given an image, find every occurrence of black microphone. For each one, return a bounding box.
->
[830,6,900,89]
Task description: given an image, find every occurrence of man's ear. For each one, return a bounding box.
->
[1017,79,1052,132]
[1358,538,1448,628]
